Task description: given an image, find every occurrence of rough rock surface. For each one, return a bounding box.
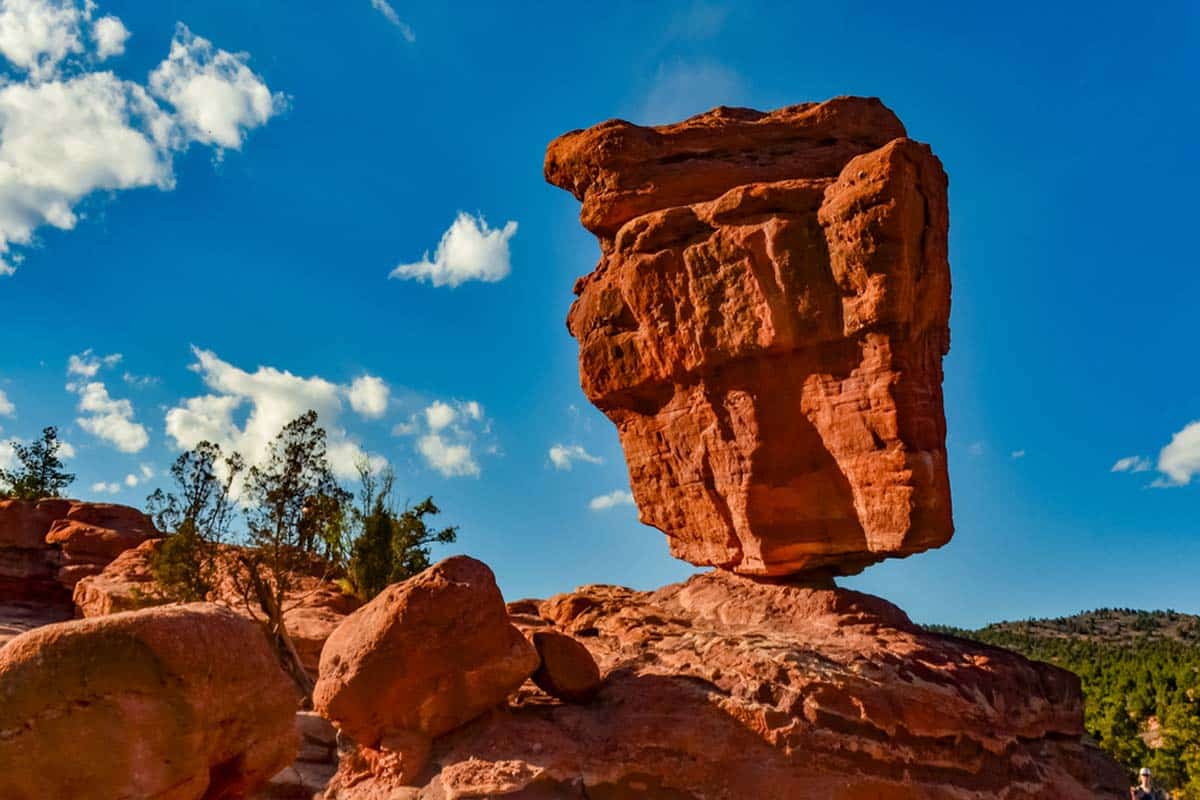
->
[73,538,358,676]
[377,571,1125,800]
[0,603,300,800]
[545,97,954,576]
[0,498,157,602]
[315,556,539,795]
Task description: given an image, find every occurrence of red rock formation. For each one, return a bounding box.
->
[380,571,1125,800]
[0,603,300,800]
[315,556,539,794]
[72,538,359,676]
[544,97,953,576]
[0,498,157,602]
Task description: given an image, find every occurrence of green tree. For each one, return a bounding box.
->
[346,461,457,601]
[145,441,244,602]
[0,426,75,500]
[236,410,351,698]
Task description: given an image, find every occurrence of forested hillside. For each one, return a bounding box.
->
[931,609,1200,798]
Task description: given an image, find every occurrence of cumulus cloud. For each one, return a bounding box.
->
[1154,421,1200,488]
[394,399,487,478]
[74,380,149,453]
[123,463,153,488]
[91,13,127,59]
[548,443,602,471]
[165,347,383,480]
[67,348,122,380]
[0,3,282,276]
[0,388,13,417]
[347,375,390,419]
[65,349,147,453]
[149,24,287,151]
[90,480,120,494]
[589,489,635,511]
[390,212,518,288]
[370,0,415,42]
[1111,455,1152,474]
[0,437,15,469]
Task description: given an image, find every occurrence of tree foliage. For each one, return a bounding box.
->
[935,610,1200,798]
[346,461,457,601]
[0,426,75,500]
[145,441,244,602]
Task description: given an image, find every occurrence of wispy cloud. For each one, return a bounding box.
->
[1010,449,1026,460]
[549,443,603,471]
[638,59,746,126]
[1111,455,1152,474]
[370,0,416,42]
[589,489,635,511]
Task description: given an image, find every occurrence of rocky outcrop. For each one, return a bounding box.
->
[545,97,953,577]
[0,498,157,603]
[396,571,1126,799]
[0,603,300,800]
[315,556,539,795]
[73,537,359,676]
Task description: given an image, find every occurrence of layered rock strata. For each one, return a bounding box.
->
[545,97,954,576]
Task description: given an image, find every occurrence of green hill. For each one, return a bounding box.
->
[928,609,1200,798]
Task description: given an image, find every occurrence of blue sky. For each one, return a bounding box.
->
[0,0,1195,627]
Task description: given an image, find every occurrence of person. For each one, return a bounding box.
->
[1131,767,1168,799]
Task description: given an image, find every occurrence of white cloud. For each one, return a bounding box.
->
[0,437,16,469]
[57,439,75,459]
[122,463,154,488]
[1111,455,1152,474]
[1010,449,1026,459]
[395,398,488,478]
[0,0,87,80]
[0,389,13,417]
[1155,421,1200,488]
[149,24,287,151]
[347,375,390,419]
[0,7,281,277]
[91,14,128,59]
[90,480,120,494]
[67,349,122,380]
[123,370,159,388]
[549,443,602,471]
[639,60,746,126]
[589,489,635,511]
[75,381,149,453]
[165,347,382,480]
[370,0,415,42]
[390,212,518,288]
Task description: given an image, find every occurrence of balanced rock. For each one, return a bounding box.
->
[0,603,299,800]
[315,555,538,792]
[401,572,1125,799]
[545,97,953,576]
[530,630,601,703]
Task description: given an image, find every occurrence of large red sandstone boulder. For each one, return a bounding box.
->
[314,555,539,792]
[529,630,601,703]
[544,97,953,577]
[0,603,300,800]
[72,538,358,676]
[366,571,1125,800]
